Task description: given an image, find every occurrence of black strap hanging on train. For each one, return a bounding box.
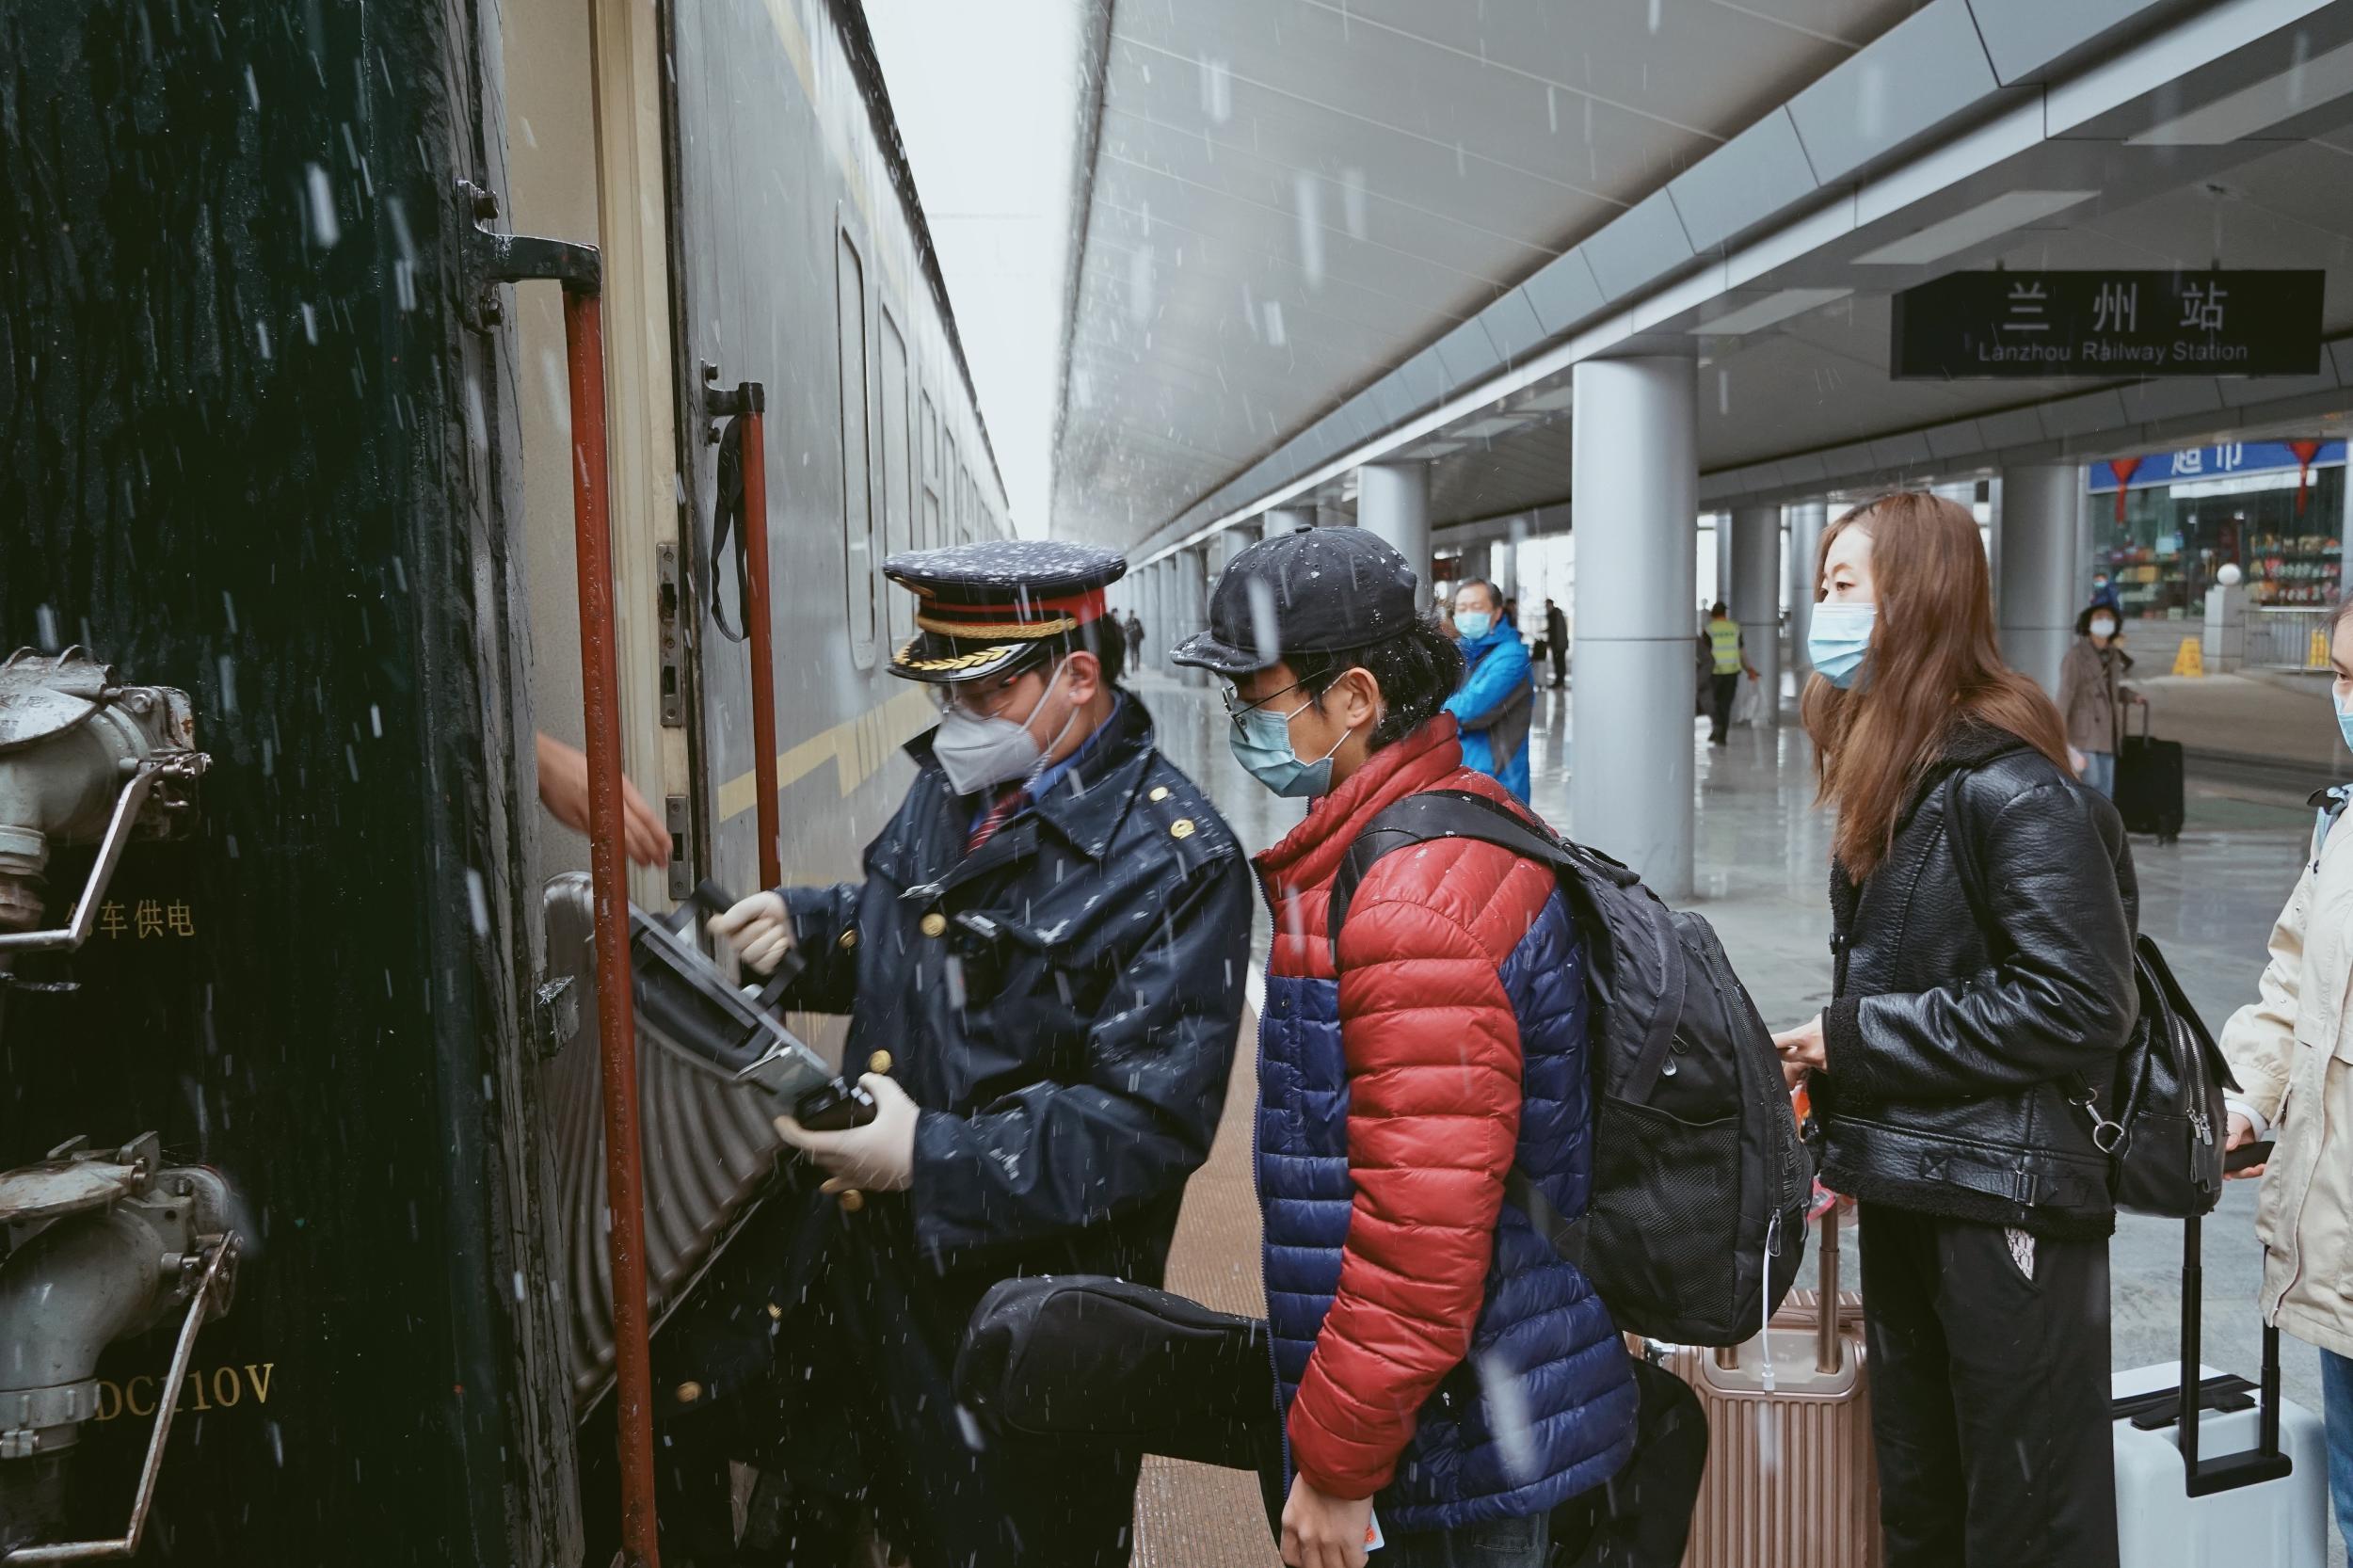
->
[710,414,751,643]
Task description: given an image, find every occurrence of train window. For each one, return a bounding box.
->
[918,390,940,550]
[837,232,876,666]
[944,431,960,543]
[877,310,912,648]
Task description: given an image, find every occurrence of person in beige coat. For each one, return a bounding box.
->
[2220,596,2353,1550]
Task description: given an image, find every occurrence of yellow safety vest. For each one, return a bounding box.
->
[1707,618,1743,675]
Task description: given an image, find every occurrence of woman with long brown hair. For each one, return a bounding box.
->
[1770,492,2138,1568]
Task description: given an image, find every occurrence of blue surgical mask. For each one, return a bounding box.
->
[1228,696,1352,798]
[1807,601,1877,690]
[2336,692,2353,757]
[1455,611,1492,640]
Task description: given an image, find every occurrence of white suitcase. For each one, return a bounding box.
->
[2111,1215,2329,1568]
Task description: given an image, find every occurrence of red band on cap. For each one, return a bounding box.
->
[930,587,1108,627]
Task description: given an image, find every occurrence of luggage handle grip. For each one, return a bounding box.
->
[675,877,802,1010]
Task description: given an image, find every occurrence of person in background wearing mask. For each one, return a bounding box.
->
[670,541,1249,1567]
[1174,525,1636,1568]
[1445,579,1536,801]
[1771,493,2137,1568]
[2217,591,2353,1555]
[2089,570,2123,619]
[2058,603,2140,798]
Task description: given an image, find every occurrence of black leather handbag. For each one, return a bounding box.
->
[2073,936,2238,1219]
[953,1275,1278,1469]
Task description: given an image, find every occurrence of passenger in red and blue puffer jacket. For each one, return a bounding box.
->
[1176,524,1636,1568]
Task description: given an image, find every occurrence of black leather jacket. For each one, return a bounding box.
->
[1815,721,2139,1238]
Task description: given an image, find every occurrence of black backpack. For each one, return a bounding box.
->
[1327,790,1810,1347]
[2071,936,2236,1218]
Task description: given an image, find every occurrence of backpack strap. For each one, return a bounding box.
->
[1321,789,1676,1269]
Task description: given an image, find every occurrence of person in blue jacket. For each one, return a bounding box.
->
[1444,579,1536,801]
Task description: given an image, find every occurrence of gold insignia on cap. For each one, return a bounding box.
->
[1170,819,1195,840]
[920,912,948,937]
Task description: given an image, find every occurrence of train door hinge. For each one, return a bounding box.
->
[657,542,685,728]
[456,179,602,332]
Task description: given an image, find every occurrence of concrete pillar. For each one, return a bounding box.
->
[1172,547,1209,687]
[1144,561,1169,673]
[1357,461,1432,609]
[1785,501,1827,682]
[1997,463,2079,696]
[1713,513,1734,610]
[1209,520,1259,581]
[1571,353,1697,900]
[1265,505,1315,534]
[1729,504,1781,726]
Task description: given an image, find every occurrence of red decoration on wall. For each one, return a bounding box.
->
[2289,440,2325,515]
[2105,457,2143,524]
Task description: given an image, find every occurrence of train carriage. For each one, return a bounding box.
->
[0,0,1007,1559]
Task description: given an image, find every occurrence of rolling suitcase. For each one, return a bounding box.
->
[2110,1212,2329,1567]
[1668,1203,1880,1568]
[2116,703,2185,843]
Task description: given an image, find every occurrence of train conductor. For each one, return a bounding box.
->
[678,540,1251,1566]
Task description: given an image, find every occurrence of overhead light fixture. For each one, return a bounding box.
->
[1853,189,2100,265]
[1689,287,1853,336]
[2128,36,2353,145]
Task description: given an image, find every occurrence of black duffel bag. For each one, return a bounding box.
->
[955,1275,1277,1470]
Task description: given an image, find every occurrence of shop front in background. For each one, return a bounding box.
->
[2087,440,2347,622]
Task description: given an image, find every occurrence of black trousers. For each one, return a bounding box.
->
[1549,642,1567,686]
[1706,673,1738,741]
[1858,1202,2118,1568]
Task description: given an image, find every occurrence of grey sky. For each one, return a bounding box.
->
[866,0,1084,537]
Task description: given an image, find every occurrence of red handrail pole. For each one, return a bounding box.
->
[742,404,782,890]
[563,286,662,1568]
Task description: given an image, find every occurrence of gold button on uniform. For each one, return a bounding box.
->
[838,1189,865,1212]
[675,1381,704,1405]
[837,928,858,951]
[766,1303,783,1320]
[920,912,948,937]
[868,1049,893,1075]
[1148,786,1170,802]
[1170,819,1195,840]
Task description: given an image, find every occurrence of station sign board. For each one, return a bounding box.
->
[1891,271,2324,378]
[2086,440,2345,493]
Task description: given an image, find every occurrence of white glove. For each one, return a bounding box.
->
[707,890,792,975]
[774,1073,918,1193]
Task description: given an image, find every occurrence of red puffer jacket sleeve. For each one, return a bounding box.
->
[1285,840,1544,1499]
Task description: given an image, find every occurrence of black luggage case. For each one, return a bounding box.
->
[2116,704,2185,843]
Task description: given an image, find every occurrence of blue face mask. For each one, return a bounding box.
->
[1228,695,1351,798]
[1454,610,1493,640]
[1807,601,1877,690]
[2336,693,2353,757]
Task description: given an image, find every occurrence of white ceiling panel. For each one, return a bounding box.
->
[1055,0,1920,544]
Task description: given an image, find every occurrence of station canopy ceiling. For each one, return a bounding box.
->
[1051,0,2353,552]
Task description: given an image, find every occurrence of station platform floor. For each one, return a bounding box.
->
[1123,668,2346,1568]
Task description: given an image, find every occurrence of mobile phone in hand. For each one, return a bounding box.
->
[2226,1139,2275,1174]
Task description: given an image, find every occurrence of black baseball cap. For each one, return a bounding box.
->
[1170,523,1420,676]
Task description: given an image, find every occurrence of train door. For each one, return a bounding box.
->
[666,0,914,896]
[500,0,688,912]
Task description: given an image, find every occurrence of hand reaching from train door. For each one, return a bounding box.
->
[536,731,672,868]
[709,890,792,975]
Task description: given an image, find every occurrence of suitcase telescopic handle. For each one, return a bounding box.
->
[1817,1202,1842,1376]
[2173,1212,2294,1496]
